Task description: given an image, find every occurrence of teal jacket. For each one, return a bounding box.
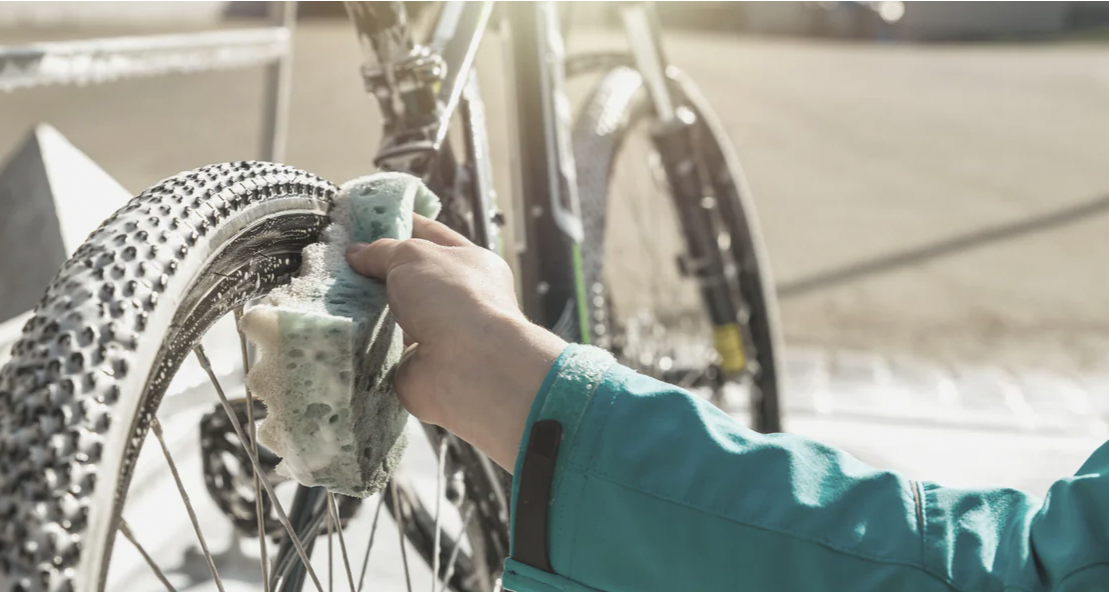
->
[502,345,1109,592]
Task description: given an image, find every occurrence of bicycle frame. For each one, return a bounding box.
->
[345,0,727,348]
[345,2,489,159]
[504,2,590,341]
[344,0,604,342]
[344,0,758,401]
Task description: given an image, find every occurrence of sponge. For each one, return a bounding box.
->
[239,172,441,497]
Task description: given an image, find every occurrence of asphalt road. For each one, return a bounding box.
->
[5,21,1109,374]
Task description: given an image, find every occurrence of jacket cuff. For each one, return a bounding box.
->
[508,344,617,570]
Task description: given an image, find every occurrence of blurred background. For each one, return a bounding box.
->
[5,1,1109,374]
[3,1,1109,589]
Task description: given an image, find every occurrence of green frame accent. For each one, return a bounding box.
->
[571,243,591,345]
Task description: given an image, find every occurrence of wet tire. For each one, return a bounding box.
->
[0,162,338,592]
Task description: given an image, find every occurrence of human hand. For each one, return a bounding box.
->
[345,215,567,470]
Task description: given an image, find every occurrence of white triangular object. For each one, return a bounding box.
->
[0,123,130,322]
[35,123,131,254]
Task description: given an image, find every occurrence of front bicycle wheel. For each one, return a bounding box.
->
[0,162,501,592]
[574,66,784,433]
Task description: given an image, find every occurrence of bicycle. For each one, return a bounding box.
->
[0,2,783,591]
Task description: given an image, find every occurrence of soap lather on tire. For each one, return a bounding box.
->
[240,172,441,497]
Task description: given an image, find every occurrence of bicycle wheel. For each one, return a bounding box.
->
[0,162,499,592]
[574,66,784,433]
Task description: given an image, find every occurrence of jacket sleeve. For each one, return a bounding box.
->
[501,344,1109,592]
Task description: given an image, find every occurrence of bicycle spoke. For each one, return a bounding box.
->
[678,365,709,390]
[150,417,226,592]
[626,144,666,309]
[440,503,475,592]
[356,494,387,592]
[235,306,271,592]
[118,518,179,592]
[432,439,447,592]
[614,142,671,354]
[645,145,668,316]
[392,481,415,592]
[328,493,358,592]
[327,495,334,592]
[193,345,326,592]
[477,451,510,525]
[234,307,252,374]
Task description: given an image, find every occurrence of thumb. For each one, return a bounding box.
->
[345,239,401,280]
[393,343,438,424]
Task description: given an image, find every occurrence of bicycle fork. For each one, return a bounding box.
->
[622,5,752,378]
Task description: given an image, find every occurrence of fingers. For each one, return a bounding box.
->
[412,214,471,247]
[345,215,470,279]
[393,342,438,424]
[345,238,400,279]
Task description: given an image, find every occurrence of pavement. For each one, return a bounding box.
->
[3,19,1109,591]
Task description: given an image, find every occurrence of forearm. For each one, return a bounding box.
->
[503,345,1109,592]
[426,316,567,471]
[503,345,936,592]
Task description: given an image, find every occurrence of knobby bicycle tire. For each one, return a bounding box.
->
[0,162,492,592]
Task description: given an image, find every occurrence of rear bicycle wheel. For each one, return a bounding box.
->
[574,66,784,433]
[0,162,500,592]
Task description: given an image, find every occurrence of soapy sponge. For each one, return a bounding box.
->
[239,172,441,497]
